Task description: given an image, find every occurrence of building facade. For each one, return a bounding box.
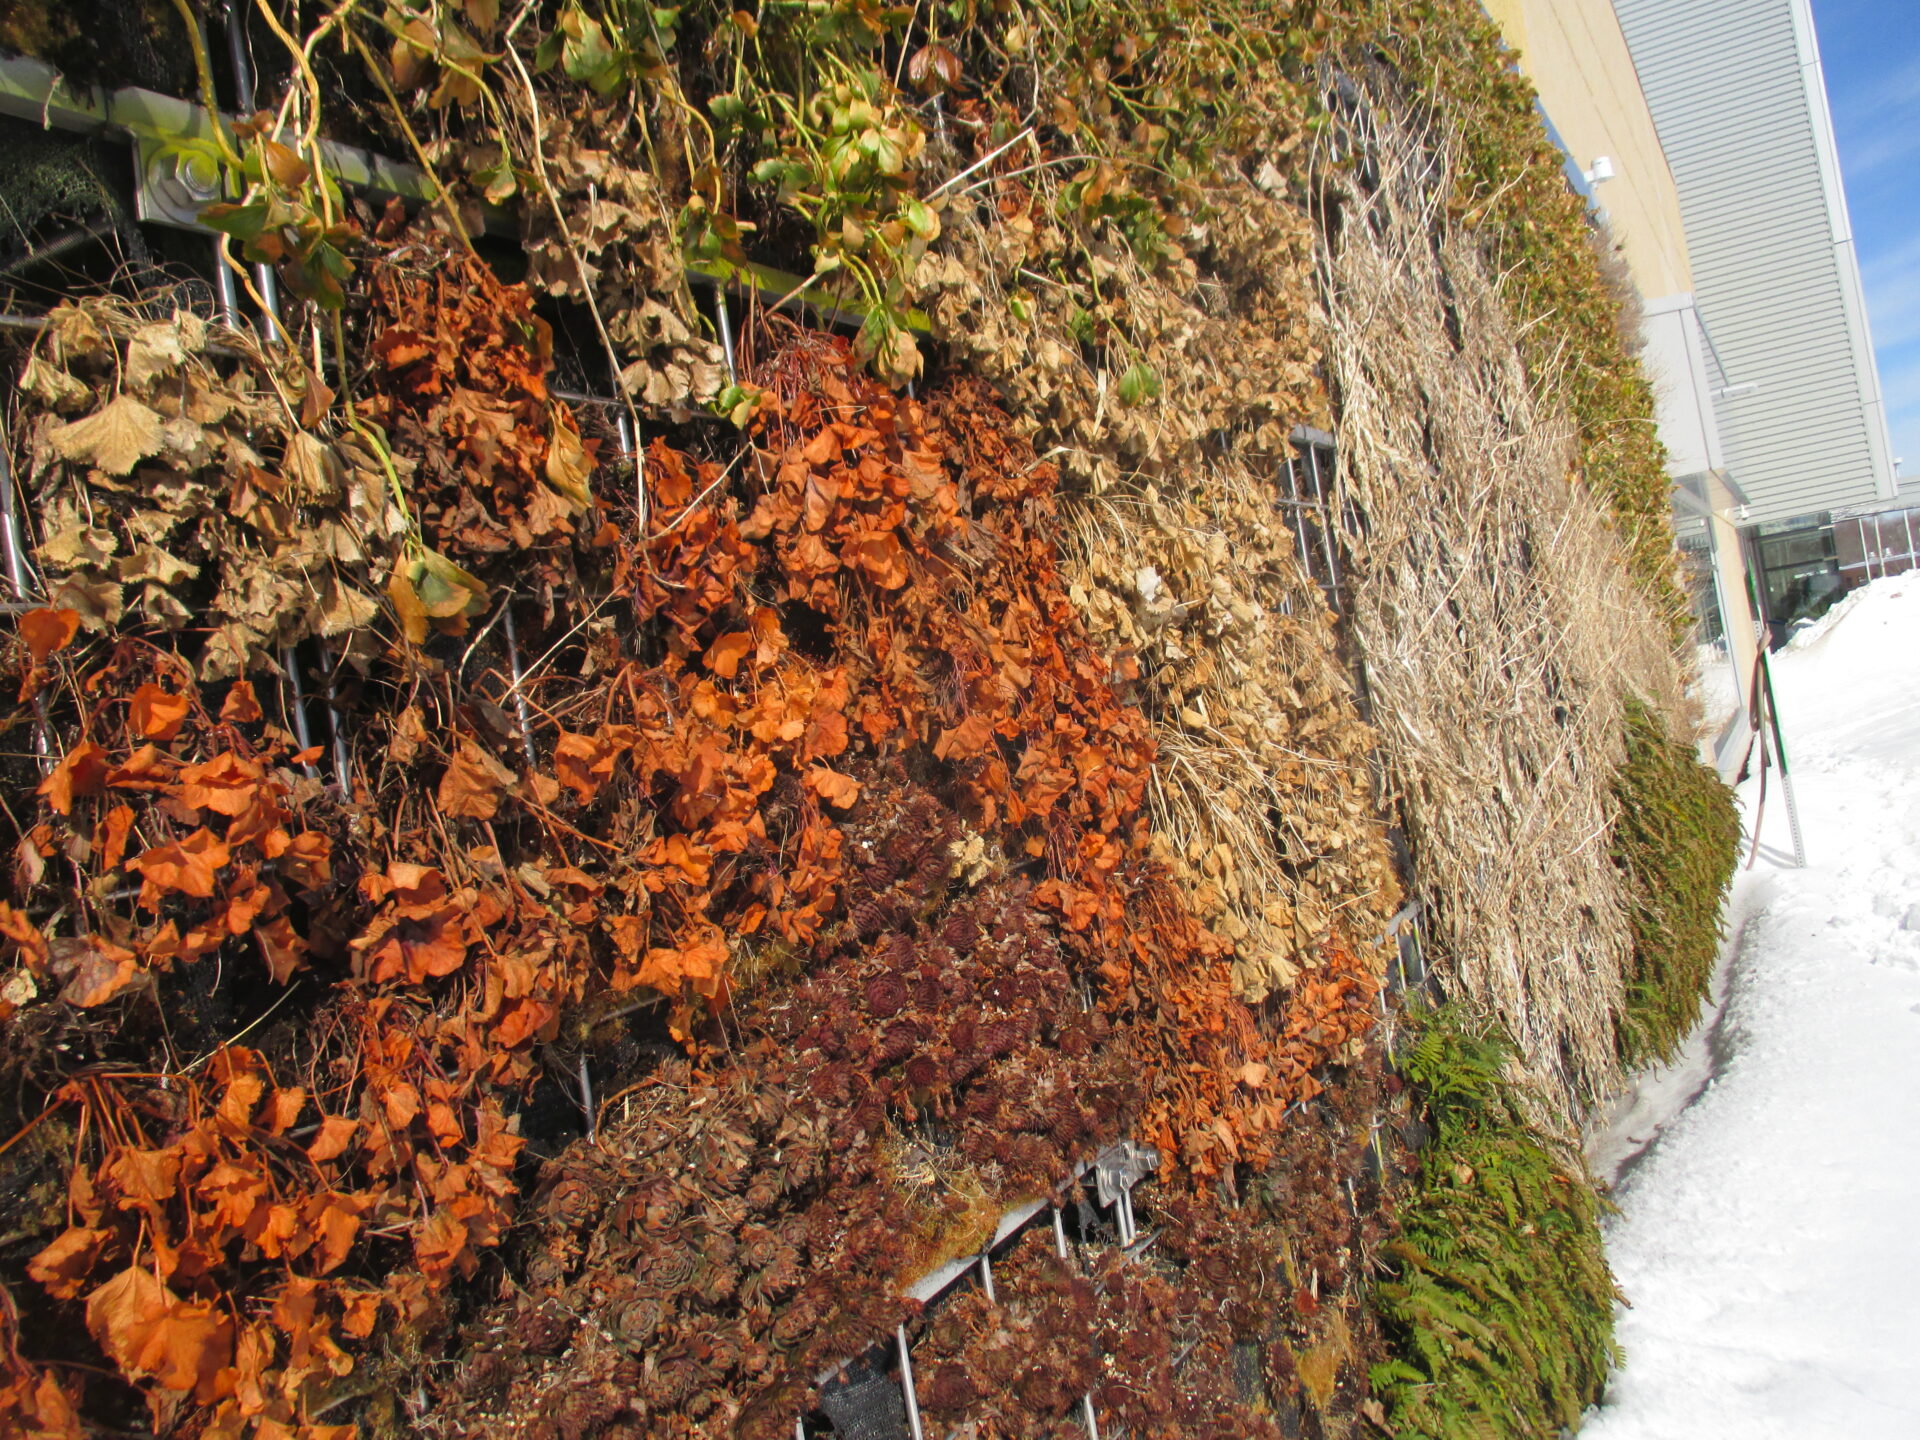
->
[1484,0,1761,773]
[1614,0,1910,655]
[1490,0,1903,772]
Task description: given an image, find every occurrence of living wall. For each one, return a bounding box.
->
[0,1,1734,1437]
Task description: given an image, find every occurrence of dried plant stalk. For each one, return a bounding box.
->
[1315,88,1681,1114]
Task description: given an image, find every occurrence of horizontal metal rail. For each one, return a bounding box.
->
[0,54,929,335]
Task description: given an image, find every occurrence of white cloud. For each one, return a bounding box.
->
[1875,349,1920,475]
[1839,122,1920,182]
[1860,236,1920,353]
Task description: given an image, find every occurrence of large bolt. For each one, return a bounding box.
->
[174,148,221,203]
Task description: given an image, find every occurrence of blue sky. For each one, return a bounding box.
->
[1813,0,1920,484]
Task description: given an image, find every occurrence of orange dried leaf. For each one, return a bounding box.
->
[177,752,262,817]
[219,680,263,723]
[315,1195,364,1274]
[255,913,307,983]
[553,731,615,803]
[264,1086,306,1135]
[197,1160,266,1230]
[37,742,109,815]
[388,563,430,644]
[641,833,713,885]
[383,1082,422,1129]
[128,684,189,741]
[18,608,79,665]
[84,1267,234,1399]
[105,744,174,791]
[26,1226,108,1299]
[339,1290,381,1339]
[280,830,333,890]
[50,935,142,1006]
[804,766,862,810]
[97,804,136,873]
[131,828,231,901]
[0,902,50,972]
[108,1145,181,1204]
[704,630,753,678]
[438,738,513,821]
[219,1070,265,1128]
[933,712,997,760]
[848,531,909,588]
[306,1115,358,1163]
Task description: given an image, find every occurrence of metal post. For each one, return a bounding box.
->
[894,1325,925,1440]
[280,647,321,778]
[320,641,351,789]
[1303,443,1344,614]
[501,602,538,766]
[0,434,52,771]
[1283,455,1316,584]
[715,287,737,383]
[1903,507,1915,572]
[579,1054,596,1144]
[978,1251,995,1303]
[0,437,35,604]
[1758,649,1806,868]
[615,412,639,523]
[1053,1205,1101,1439]
[212,248,242,327]
[225,3,283,343]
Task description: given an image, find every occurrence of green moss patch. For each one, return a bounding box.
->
[1611,699,1742,1067]
[1371,1009,1620,1439]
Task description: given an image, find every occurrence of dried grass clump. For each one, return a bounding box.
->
[1063,474,1403,1000]
[909,119,1404,1003]
[1316,90,1682,1113]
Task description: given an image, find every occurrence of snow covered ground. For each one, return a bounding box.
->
[1582,572,1920,1440]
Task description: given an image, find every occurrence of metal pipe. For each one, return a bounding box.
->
[0,224,118,279]
[1052,1205,1102,1439]
[0,433,36,604]
[1303,443,1343,613]
[225,2,283,343]
[715,286,737,382]
[1283,455,1316,584]
[614,411,640,522]
[894,1325,925,1440]
[0,432,52,771]
[212,245,242,327]
[320,641,351,789]
[579,1054,596,1143]
[501,601,538,766]
[280,645,321,779]
[978,1251,995,1304]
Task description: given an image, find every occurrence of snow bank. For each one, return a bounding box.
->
[1583,573,1920,1439]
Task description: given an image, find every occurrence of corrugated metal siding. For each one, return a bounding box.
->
[1615,0,1890,524]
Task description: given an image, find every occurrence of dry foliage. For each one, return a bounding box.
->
[1315,90,1682,1113]
[1,302,1386,1436]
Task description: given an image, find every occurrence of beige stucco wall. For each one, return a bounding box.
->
[1484,0,1693,300]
